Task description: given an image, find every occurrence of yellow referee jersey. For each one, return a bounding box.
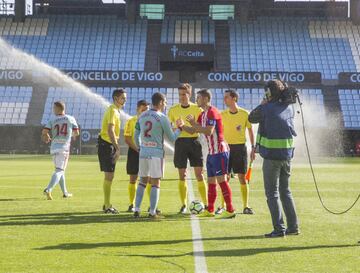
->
[123,115,137,144]
[168,103,202,138]
[221,107,252,145]
[100,104,121,144]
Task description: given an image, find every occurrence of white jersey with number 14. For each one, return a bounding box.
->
[44,114,79,154]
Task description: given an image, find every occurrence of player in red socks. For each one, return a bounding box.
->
[182,89,235,218]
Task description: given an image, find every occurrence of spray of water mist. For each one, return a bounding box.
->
[0,38,175,151]
[293,98,344,161]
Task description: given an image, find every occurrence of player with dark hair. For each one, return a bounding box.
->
[182,89,236,218]
[133,92,184,218]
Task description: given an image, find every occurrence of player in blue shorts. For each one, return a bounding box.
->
[182,89,236,218]
[42,101,79,200]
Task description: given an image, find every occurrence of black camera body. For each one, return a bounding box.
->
[279,86,299,105]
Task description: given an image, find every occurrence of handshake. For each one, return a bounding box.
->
[175,114,196,129]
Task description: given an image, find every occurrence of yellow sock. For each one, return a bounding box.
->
[103,179,112,209]
[220,189,225,208]
[146,182,152,200]
[241,183,249,209]
[197,180,208,206]
[178,180,188,206]
[128,183,137,206]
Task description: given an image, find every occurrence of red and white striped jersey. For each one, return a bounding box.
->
[197,106,229,155]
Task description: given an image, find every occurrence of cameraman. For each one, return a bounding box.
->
[249,80,299,238]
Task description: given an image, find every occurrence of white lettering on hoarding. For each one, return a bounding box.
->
[208,72,306,83]
[0,70,24,80]
[350,73,360,83]
[66,71,163,82]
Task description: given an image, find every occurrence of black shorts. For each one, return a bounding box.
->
[174,137,203,169]
[228,144,248,174]
[126,148,139,175]
[97,136,116,172]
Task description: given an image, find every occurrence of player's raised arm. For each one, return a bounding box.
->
[161,115,182,142]
[185,114,215,136]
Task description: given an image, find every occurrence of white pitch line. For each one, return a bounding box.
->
[187,175,208,273]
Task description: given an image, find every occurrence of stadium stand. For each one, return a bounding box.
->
[309,20,360,72]
[0,86,32,124]
[161,16,215,44]
[202,88,326,127]
[41,87,178,129]
[338,89,360,129]
[229,17,357,80]
[0,15,147,70]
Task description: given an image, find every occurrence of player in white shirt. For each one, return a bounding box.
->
[41,101,79,200]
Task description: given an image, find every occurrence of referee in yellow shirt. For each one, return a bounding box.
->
[98,89,126,214]
[168,83,207,214]
[123,99,149,212]
[220,89,256,215]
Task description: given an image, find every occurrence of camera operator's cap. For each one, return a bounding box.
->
[137,99,150,108]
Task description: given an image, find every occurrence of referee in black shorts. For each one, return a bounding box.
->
[98,89,126,214]
[168,83,208,214]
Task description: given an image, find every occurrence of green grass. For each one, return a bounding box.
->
[0,155,359,273]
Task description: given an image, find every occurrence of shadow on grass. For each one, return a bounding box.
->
[35,235,264,250]
[0,198,40,202]
[34,239,358,257]
[116,244,359,258]
[0,211,198,226]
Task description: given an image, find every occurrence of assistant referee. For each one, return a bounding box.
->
[221,89,256,215]
[98,88,126,214]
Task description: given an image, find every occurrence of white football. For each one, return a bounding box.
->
[189,200,204,214]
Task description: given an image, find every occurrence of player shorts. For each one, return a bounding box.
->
[97,136,116,172]
[174,137,203,169]
[126,148,139,175]
[138,157,164,179]
[206,151,230,177]
[228,144,248,174]
[52,150,70,170]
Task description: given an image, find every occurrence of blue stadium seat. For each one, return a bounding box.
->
[0,16,147,71]
[228,17,358,79]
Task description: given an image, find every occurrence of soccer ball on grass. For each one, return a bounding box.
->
[189,200,204,214]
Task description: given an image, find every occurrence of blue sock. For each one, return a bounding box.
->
[135,177,147,212]
[149,185,160,216]
[59,173,68,195]
[46,170,64,192]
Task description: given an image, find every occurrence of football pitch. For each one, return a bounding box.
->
[0,155,359,273]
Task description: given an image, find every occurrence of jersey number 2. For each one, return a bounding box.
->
[144,121,152,138]
[54,123,68,136]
